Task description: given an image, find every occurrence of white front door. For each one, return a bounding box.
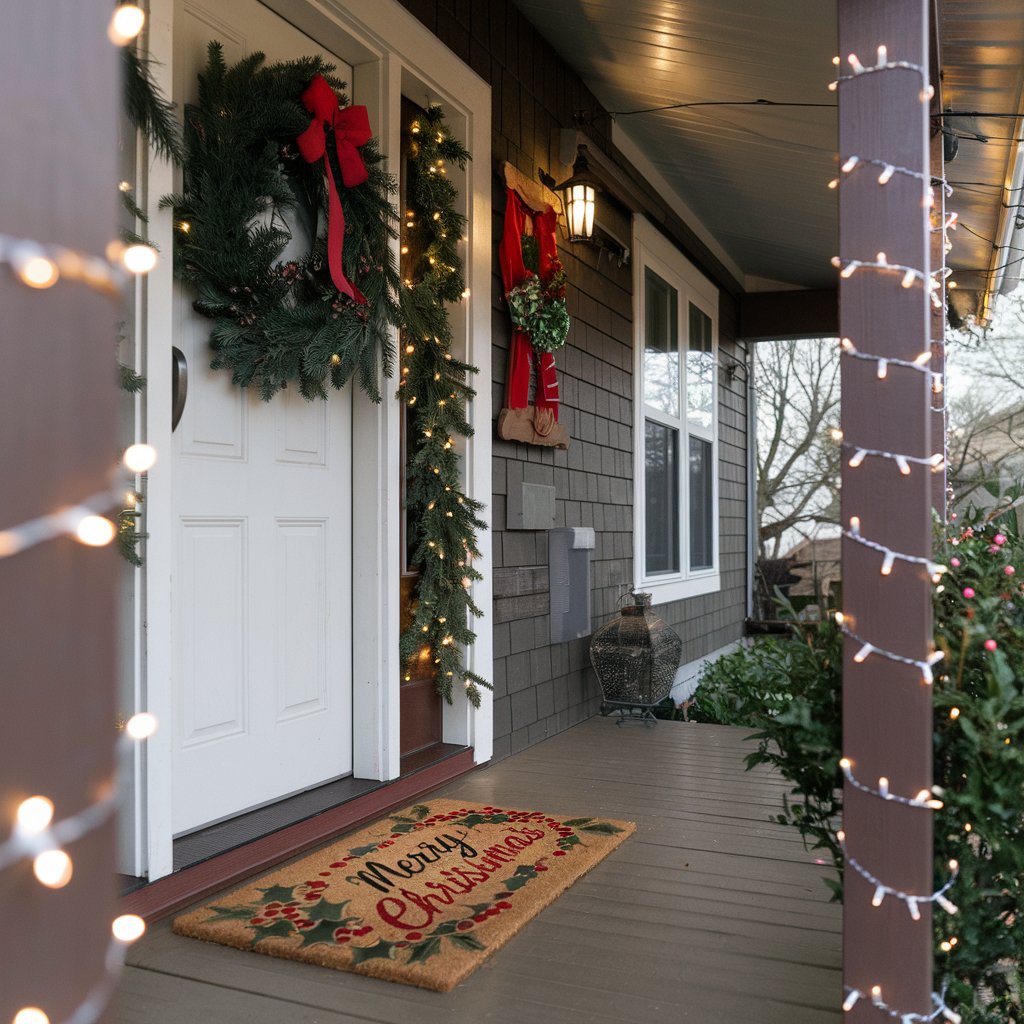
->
[170,0,354,835]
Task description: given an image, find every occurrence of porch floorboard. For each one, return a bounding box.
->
[119,717,841,1023]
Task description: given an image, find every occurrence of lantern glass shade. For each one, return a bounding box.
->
[563,182,596,242]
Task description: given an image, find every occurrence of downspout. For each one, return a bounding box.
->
[746,343,757,621]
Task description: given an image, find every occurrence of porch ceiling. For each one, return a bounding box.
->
[512,0,1024,312]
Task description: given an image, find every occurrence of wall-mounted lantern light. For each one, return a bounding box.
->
[555,152,599,242]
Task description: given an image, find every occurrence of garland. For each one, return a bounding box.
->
[396,105,489,708]
[164,43,402,402]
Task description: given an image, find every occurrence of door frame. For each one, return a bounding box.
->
[136,0,492,880]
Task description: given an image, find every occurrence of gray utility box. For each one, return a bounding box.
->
[506,482,557,531]
[549,527,596,643]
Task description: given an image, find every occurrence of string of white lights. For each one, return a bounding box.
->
[840,759,944,810]
[829,47,932,102]
[0,715,157,877]
[0,233,154,298]
[0,487,126,560]
[830,255,950,308]
[8,10,153,1024]
[843,517,947,580]
[828,155,940,192]
[0,445,156,560]
[843,442,945,475]
[842,986,962,1024]
[832,39,960,1024]
[843,847,959,920]
[839,622,945,683]
[839,337,935,382]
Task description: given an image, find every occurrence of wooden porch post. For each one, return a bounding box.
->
[930,111,948,519]
[838,0,935,1019]
[0,2,121,1023]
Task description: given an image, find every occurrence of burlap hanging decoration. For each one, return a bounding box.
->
[497,169,570,449]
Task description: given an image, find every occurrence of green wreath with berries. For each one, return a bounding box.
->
[164,43,404,402]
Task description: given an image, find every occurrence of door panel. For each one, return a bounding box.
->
[171,0,354,834]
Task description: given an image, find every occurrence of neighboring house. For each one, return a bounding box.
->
[949,400,1024,504]
[783,536,842,609]
[117,0,1024,913]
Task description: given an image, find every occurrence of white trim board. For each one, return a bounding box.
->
[136,0,491,880]
[631,214,722,606]
[671,641,745,706]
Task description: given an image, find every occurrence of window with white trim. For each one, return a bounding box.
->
[633,217,720,603]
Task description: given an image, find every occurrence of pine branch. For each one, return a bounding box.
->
[122,48,183,164]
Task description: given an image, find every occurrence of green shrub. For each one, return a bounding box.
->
[693,488,1024,1022]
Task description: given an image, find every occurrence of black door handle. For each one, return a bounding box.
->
[172,346,187,432]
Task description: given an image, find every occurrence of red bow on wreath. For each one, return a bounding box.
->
[296,73,372,303]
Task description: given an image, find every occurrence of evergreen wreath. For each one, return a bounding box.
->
[506,233,569,353]
[164,43,402,402]
[396,105,490,708]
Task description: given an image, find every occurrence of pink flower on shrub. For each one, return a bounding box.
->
[994,534,1007,546]
[950,558,961,568]
[984,639,998,652]
[963,587,975,599]
[1005,566,1016,576]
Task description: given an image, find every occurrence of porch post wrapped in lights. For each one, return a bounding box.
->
[836,0,937,1021]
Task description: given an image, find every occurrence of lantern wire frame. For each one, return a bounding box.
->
[589,589,682,727]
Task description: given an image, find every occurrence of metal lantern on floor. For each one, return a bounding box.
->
[589,590,682,726]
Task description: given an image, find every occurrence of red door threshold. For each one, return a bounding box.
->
[121,748,475,922]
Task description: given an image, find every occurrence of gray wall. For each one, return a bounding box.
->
[398,0,749,760]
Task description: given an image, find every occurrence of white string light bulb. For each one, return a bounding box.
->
[16,797,55,836]
[33,848,73,888]
[122,444,157,473]
[75,515,117,547]
[120,244,158,275]
[107,4,145,45]
[12,246,61,289]
[124,712,158,740]
[112,914,146,943]
[13,1010,50,1024]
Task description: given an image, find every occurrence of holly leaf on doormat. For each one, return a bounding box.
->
[449,932,486,952]
[350,940,396,964]
[297,918,347,947]
[258,884,296,903]
[561,818,594,827]
[311,897,354,922]
[502,864,538,891]
[249,918,296,944]
[348,843,379,857]
[579,822,625,835]
[390,804,430,825]
[557,835,581,851]
[458,813,486,828]
[406,937,442,964]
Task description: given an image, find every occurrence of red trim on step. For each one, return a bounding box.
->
[122,750,476,922]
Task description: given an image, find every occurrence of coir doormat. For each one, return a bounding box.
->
[173,799,634,991]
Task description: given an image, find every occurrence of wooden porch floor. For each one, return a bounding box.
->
[117,717,841,1023]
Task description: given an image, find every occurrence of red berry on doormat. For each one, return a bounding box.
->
[553,851,567,857]
[497,901,512,910]
[457,920,474,930]
[406,932,422,940]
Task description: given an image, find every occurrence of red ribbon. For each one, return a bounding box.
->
[499,188,561,419]
[296,74,371,303]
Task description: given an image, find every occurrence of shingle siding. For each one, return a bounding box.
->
[398,0,749,758]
